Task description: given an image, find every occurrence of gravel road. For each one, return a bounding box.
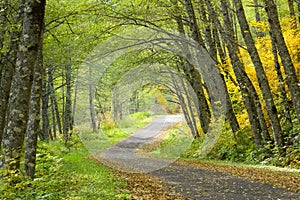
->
[96,115,300,200]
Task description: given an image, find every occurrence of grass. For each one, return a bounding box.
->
[146,121,300,173]
[1,111,155,200]
[59,143,131,199]
[0,141,131,200]
[150,122,193,158]
[79,111,155,154]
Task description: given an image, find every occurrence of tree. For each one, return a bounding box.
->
[0,1,24,148]
[173,0,211,135]
[0,0,8,77]
[205,0,265,147]
[1,0,46,171]
[263,0,300,126]
[89,65,97,132]
[197,0,240,133]
[233,0,281,145]
[24,29,44,179]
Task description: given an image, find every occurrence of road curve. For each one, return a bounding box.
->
[98,115,183,173]
[95,115,300,200]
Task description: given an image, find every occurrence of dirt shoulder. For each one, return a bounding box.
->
[100,156,300,199]
[177,159,300,194]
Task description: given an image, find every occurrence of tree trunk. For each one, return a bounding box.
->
[72,68,79,124]
[0,2,24,148]
[50,96,57,139]
[184,0,205,47]
[24,24,44,178]
[220,0,269,144]
[253,0,261,22]
[171,68,198,137]
[61,68,65,132]
[234,0,281,145]
[270,29,293,127]
[41,68,49,141]
[199,1,240,133]
[173,1,211,134]
[64,64,72,144]
[213,27,240,133]
[287,0,297,28]
[264,0,300,125]
[48,65,63,135]
[89,66,97,132]
[253,0,265,37]
[178,65,200,137]
[205,0,264,147]
[0,0,8,77]
[1,0,46,171]
[198,0,215,57]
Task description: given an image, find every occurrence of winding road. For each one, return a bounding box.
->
[95,115,300,200]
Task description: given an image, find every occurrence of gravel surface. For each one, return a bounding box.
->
[152,163,300,200]
[95,115,300,200]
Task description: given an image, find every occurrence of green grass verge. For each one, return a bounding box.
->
[1,111,156,200]
[148,121,300,171]
[0,141,131,200]
[150,122,193,158]
[80,111,155,154]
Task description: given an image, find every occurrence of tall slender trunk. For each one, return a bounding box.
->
[89,66,97,132]
[234,0,281,145]
[178,65,200,137]
[263,0,300,125]
[213,28,240,133]
[0,0,8,77]
[41,68,49,142]
[205,0,264,147]
[72,68,79,124]
[0,1,24,148]
[270,30,293,127]
[24,25,44,178]
[198,0,215,56]
[253,0,265,37]
[48,65,63,135]
[199,1,240,133]
[64,64,72,144]
[171,68,198,137]
[1,0,46,171]
[184,0,205,47]
[51,96,57,139]
[173,0,211,134]
[61,68,65,133]
[220,0,269,143]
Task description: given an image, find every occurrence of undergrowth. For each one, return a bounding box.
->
[150,120,300,169]
[0,111,155,199]
[0,139,131,200]
[181,122,300,169]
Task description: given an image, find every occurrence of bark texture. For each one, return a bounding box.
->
[263,0,300,125]
[234,0,281,145]
[1,0,46,171]
[0,2,24,148]
[24,26,44,178]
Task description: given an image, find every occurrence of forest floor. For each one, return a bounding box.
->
[93,115,300,200]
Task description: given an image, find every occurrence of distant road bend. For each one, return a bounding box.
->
[95,115,300,200]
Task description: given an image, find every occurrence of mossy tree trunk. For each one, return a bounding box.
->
[1,0,46,171]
